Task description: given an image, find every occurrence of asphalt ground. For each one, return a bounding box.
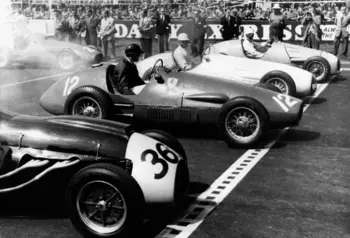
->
[0,41,350,238]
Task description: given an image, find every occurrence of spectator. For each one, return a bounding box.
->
[191,9,207,58]
[98,10,117,61]
[220,9,235,41]
[84,9,99,47]
[156,7,171,53]
[231,8,242,39]
[139,9,154,58]
[333,6,350,57]
[269,3,287,42]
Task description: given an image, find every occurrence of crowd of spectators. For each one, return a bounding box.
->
[12,1,349,22]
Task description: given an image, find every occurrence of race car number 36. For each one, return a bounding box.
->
[141,143,179,180]
[273,94,298,112]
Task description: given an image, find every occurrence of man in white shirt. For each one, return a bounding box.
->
[242,27,271,59]
[98,10,117,61]
[333,6,350,56]
[172,33,193,70]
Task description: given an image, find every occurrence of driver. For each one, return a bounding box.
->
[172,33,193,70]
[112,44,146,95]
[242,27,272,59]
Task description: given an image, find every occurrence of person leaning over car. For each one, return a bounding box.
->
[111,44,146,95]
[172,33,193,71]
[242,27,272,59]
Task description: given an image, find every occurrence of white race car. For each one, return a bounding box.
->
[206,39,341,82]
[136,51,317,98]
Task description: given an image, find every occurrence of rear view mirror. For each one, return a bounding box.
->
[154,74,164,84]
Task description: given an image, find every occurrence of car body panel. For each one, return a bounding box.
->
[41,64,304,129]
[136,51,315,98]
[1,33,103,68]
[209,39,341,75]
[0,112,188,204]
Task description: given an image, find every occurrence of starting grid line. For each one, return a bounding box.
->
[0,72,70,88]
[156,81,332,238]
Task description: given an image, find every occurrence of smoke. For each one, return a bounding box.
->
[0,0,13,49]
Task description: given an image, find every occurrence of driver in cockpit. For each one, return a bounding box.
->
[112,44,146,95]
[172,33,193,70]
[242,27,272,59]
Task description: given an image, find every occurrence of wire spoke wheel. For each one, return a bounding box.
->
[225,107,261,144]
[72,96,102,118]
[77,180,127,235]
[58,52,74,70]
[266,77,288,94]
[307,61,325,81]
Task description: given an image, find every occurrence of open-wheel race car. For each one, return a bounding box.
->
[0,110,189,238]
[135,50,317,98]
[0,32,103,71]
[40,59,305,147]
[206,39,342,82]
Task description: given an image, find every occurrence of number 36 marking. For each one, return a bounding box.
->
[140,143,179,180]
[273,94,298,112]
[63,76,80,96]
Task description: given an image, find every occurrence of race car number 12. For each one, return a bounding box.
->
[63,76,80,96]
[273,94,298,112]
[141,143,179,180]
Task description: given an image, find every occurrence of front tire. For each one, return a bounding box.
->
[260,70,297,97]
[64,86,112,119]
[303,56,330,82]
[65,163,144,238]
[217,97,269,147]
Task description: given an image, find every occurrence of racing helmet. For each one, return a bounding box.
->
[245,27,255,39]
[178,33,190,42]
[125,44,144,61]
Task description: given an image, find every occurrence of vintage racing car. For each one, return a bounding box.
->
[40,59,305,147]
[0,109,189,238]
[0,32,103,71]
[135,51,316,98]
[206,39,342,82]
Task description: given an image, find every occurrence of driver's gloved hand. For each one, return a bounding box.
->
[164,67,172,73]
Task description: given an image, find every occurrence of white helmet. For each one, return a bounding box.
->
[178,33,190,41]
[245,27,255,36]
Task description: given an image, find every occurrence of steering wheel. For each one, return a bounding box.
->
[149,59,164,80]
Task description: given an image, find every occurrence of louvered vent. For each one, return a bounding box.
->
[147,107,174,121]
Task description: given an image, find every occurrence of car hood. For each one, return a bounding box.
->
[284,43,322,60]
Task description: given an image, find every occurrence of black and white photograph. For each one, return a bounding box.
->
[0,0,349,237]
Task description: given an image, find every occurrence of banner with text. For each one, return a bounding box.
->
[112,20,339,43]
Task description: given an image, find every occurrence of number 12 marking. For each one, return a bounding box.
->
[273,94,298,112]
[63,76,80,96]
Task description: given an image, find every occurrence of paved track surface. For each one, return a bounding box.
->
[0,56,350,238]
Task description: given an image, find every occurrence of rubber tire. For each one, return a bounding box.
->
[141,129,187,161]
[57,49,77,71]
[217,97,269,148]
[260,70,297,97]
[255,83,282,93]
[65,163,145,238]
[64,86,113,119]
[302,56,330,83]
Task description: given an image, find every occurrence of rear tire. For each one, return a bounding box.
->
[303,56,330,82]
[64,86,113,119]
[65,163,144,238]
[260,70,297,97]
[217,97,269,147]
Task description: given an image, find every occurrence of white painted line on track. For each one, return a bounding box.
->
[156,80,333,238]
[341,61,350,65]
[0,72,70,88]
[341,68,350,71]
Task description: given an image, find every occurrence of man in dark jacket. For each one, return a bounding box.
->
[191,9,207,57]
[156,7,171,53]
[112,44,146,95]
[220,9,234,41]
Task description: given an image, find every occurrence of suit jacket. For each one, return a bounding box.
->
[220,15,241,39]
[112,57,145,95]
[335,12,350,37]
[139,16,154,39]
[156,14,171,35]
[192,16,207,39]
